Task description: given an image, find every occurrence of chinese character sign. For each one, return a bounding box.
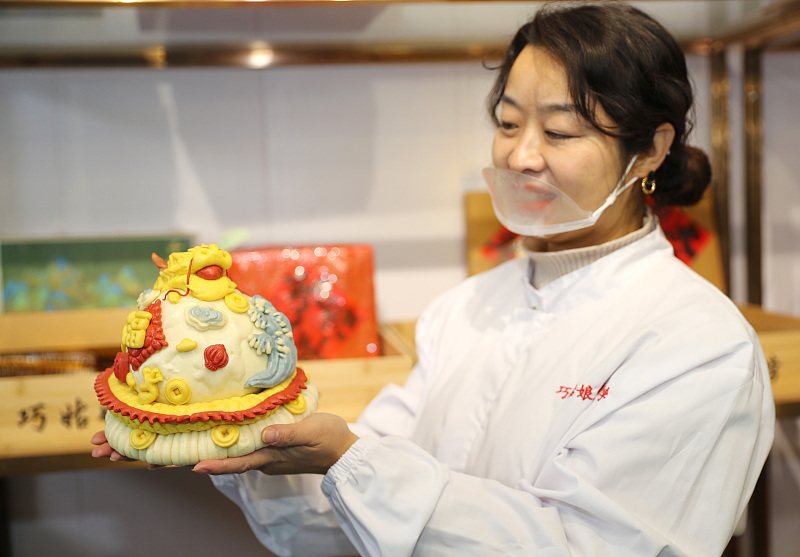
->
[556,384,610,401]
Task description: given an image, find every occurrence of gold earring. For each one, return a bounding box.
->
[641,174,656,195]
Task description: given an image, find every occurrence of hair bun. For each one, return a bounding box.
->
[653,145,712,208]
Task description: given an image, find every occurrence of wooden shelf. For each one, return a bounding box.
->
[0,41,507,69]
[3,0,794,69]
[0,0,512,6]
[0,307,132,355]
[739,304,800,417]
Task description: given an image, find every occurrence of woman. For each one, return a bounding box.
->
[93,3,774,555]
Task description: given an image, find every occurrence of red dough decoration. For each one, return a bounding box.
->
[112,352,131,383]
[126,299,168,372]
[196,265,225,280]
[95,366,310,425]
[204,344,229,371]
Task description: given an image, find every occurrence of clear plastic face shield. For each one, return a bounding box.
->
[482,154,639,237]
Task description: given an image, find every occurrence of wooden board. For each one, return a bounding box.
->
[0,372,107,460]
[761,330,800,412]
[0,307,132,354]
[301,354,413,423]
[680,187,727,293]
[739,305,800,417]
[465,191,509,276]
[379,321,417,364]
[738,304,800,332]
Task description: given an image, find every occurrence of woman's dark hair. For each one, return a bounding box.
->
[488,1,711,207]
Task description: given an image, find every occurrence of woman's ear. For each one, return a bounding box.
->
[631,122,675,177]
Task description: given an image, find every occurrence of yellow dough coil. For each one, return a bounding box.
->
[283,395,307,415]
[224,292,250,314]
[130,428,157,450]
[211,424,240,448]
[164,378,192,405]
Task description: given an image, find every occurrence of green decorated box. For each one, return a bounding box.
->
[0,235,193,313]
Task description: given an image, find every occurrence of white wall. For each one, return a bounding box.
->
[762,53,800,315]
[760,51,800,557]
[0,62,496,323]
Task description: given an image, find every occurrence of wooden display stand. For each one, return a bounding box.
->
[738,305,800,417]
[0,309,416,476]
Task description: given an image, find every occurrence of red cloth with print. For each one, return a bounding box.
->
[227,245,380,360]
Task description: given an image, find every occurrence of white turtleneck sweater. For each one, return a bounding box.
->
[522,210,656,288]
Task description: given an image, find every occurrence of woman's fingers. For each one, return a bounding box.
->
[90,430,108,446]
[193,450,278,475]
[90,442,114,459]
[193,414,359,476]
[90,430,135,462]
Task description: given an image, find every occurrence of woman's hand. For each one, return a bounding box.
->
[90,430,134,462]
[192,413,358,476]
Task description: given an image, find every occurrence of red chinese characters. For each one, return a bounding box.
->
[556,384,609,401]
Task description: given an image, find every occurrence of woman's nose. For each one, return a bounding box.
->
[507,134,546,173]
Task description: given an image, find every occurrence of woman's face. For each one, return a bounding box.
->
[492,46,643,251]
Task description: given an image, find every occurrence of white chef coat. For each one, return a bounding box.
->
[212,226,774,557]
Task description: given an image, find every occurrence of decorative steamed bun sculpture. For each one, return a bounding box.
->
[94,244,318,466]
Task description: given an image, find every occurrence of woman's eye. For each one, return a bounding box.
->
[499,120,517,131]
[546,131,575,140]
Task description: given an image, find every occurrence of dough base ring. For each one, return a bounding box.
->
[103,382,318,466]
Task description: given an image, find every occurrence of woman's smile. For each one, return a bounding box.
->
[519,184,556,212]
